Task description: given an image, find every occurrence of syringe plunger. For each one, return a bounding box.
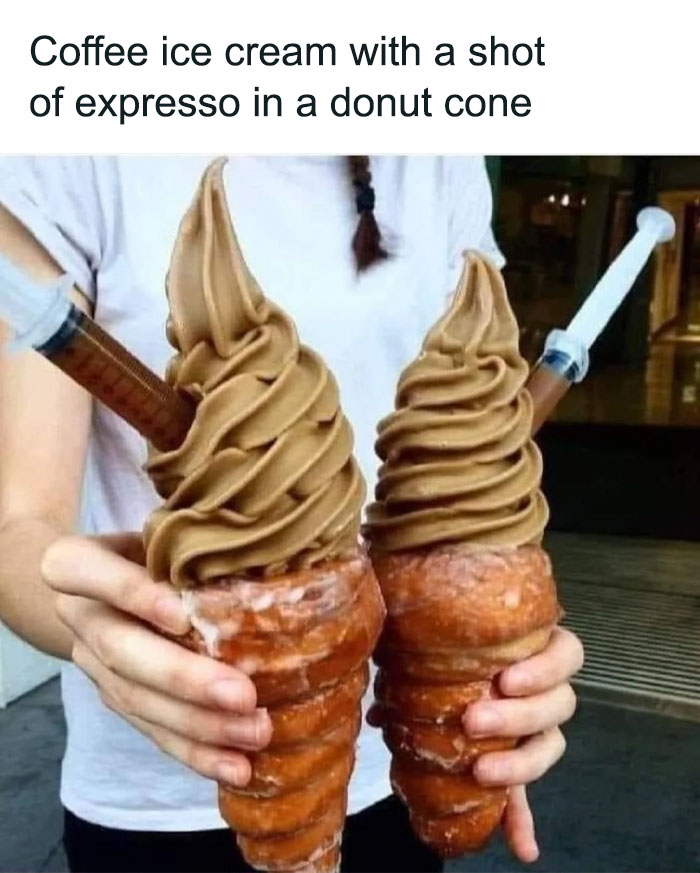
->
[526,206,675,433]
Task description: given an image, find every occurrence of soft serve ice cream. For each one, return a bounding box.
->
[144,158,363,584]
[143,159,384,873]
[367,252,548,551]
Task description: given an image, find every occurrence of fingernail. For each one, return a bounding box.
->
[155,595,189,634]
[527,844,540,863]
[210,679,255,712]
[257,708,271,737]
[466,705,503,736]
[227,710,271,748]
[216,761,249,787]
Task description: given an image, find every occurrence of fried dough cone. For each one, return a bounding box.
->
[181,552,384,872]
[365,253,562,856]
[371,545,559,856]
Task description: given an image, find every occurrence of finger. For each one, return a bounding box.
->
[124,711,252,788]
[500,627,584,696]
[74,640,271,751]
[61,597,257,713]
[503,785,539,863]
[474,727,567,786]
[464,683,576,738]
[43,535,189,635]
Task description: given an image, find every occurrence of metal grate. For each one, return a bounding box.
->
[560,578,700,721]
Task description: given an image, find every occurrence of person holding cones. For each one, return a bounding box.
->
[0,156,583,873]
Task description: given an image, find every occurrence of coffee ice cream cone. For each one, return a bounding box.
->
[365,253,561,856]
[144,159,384,872]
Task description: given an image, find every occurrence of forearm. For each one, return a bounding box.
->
[0,515,73,659]
[0,204,91,661]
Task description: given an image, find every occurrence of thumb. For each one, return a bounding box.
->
[503,785,539,864]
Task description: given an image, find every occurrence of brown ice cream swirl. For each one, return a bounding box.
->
[366,253,548,552]
[144,159,364,587]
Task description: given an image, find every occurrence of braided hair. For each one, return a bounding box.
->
[348,156,388,271]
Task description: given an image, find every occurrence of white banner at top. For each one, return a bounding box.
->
[0,0,697,154]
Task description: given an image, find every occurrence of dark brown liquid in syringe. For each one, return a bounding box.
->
[526,363,571,436]
[39,306,195,452]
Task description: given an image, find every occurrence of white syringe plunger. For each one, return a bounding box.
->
[636,206,675,242]
[565,207,675,351]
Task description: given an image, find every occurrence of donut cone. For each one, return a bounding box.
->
[370,544,561,857]
[178,550,385,872]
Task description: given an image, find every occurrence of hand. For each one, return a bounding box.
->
[462,626,584,863]
[43,533,272,787]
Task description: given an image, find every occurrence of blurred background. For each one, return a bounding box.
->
[490,156,700,537]
[1,156,698,873]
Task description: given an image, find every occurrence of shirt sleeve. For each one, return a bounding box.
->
[0,156,103,300]
[444,156,505,273]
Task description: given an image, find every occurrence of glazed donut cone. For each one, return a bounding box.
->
[179,551,385,871]
[371,545,560,856]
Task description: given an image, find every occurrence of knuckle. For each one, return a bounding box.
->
[500,699,526,734]
[169,658,213,704]
[184,709,215,745]
[109,679,137,717]
[116,572,152,616]
[165,663,199,703]
[131,716,162,749]
[213,717,233,747]
[91,626,119,671]
[41,536,77,586]
[71,640,88,670]
[563,685,578,720]
[561,626,585,671]
[184,743,215,778]
[99,686,118,713]
[555,728,567,757]
[54,592,72,625]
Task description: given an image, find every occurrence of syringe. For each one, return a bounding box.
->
[526,206,676,434]
[0,206,676,451]
[0,254,195,452]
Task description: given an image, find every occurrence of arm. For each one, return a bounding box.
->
[0,204,91,657]
[0,204,270,784]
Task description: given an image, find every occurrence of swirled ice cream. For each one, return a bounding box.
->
[366,252,548,552]
[144,159,364,587]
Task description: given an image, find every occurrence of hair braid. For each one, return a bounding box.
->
[348,156,388,271]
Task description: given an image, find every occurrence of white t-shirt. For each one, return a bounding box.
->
[0,155,503,832]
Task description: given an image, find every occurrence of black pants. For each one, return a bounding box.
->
[63,796,443,873]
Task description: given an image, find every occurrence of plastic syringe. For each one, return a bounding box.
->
[0,255,195,451]
[527,206,676,434]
